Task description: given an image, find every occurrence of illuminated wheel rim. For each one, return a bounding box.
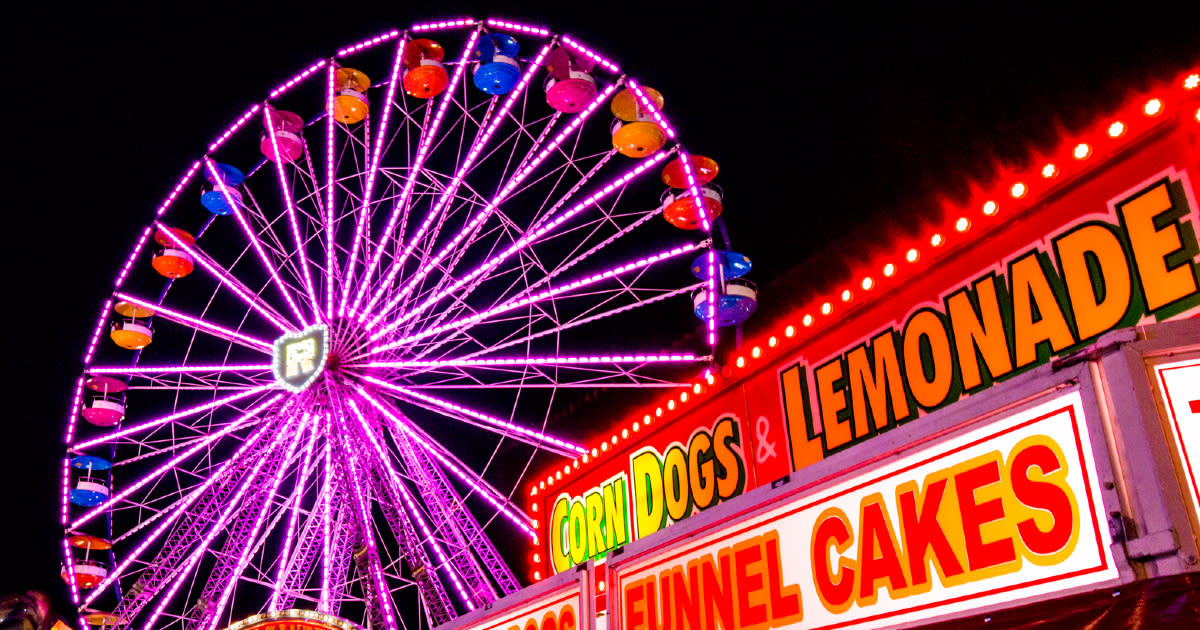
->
[60,17,728,630]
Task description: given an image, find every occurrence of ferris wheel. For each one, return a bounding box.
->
[60,17,756,630]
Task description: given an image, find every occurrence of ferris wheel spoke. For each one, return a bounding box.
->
[361,83,619,329]
[204,158,312,327]
[153,223,296,332]
[263,108,323,320]
[413,202,658,347]
[112,292,273,354]
[341,29,481,319]
[70,393,286,530]
[73,385,277,451]
[80,417,280,609]
[356,36,410,249]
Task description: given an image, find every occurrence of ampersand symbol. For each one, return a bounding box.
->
[755,415,777,464]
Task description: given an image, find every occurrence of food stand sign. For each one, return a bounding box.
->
[609,391,1117,630]
[529,73,1200,579]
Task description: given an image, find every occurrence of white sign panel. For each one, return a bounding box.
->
[455,584,587,630]
[611,391,1117,630]
[1155,359,1200,524]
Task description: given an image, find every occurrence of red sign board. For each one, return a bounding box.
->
[529,70,1200,579]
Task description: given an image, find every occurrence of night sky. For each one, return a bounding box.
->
[3,0,1197,622]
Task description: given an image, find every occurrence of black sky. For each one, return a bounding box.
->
[3,0,1197,621]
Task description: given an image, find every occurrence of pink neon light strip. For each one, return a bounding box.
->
[359,35,409,235]
[625,79,677,139]
[360,375,584,454]
[205,158,310,326]
[83,298,115,364]
[371,141,663,334]
[270,59,329,99]
[410,18,476,32]
[325,62,337,320]
[318,426,333,613]
[366,242,701,354]
[153,221,293,332]
[92,158,200,363]
[676,149,719,347]
[356,387,535,537]
[263,107,323,321]
[208,104,263,153]
[333,406,408,624]
[63,377,84,447]
[349,27,482,318]
[71,393,285,530]
[485,19,550,36]
[342,35,411,315]
[113,292,273,351]
[60,385,86,601]
[141,410,301,630]
[61,461,80,608]
[337,29,401,57]
[87,363,272,375]
[270,418,321,609]
[343,398,474,613]
[625,81,719,347]
[363,82,622,329]
[72,384,275,450]
[362,43,553,320]
[61,537,80,606]
[561,35,620,74]
[201,413,313,630]
[363,353,699,369]
[78,418,278,609]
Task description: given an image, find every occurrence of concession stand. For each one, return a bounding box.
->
[442,68,1200,630]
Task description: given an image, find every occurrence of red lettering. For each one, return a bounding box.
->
[1011,444,1075,556]
[559,606,577,630]
[701,551,736,630]
[812,510,856,611]
[898,479,964,587]
[955,460,1016,571]
[624,579,645,630]
[764,533,803,621]
[858,499,909,601]
[734,543,768,628]
[670,565,702,630]
[541,611,558,630]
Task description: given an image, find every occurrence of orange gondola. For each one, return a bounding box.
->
[332,67,370,124]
